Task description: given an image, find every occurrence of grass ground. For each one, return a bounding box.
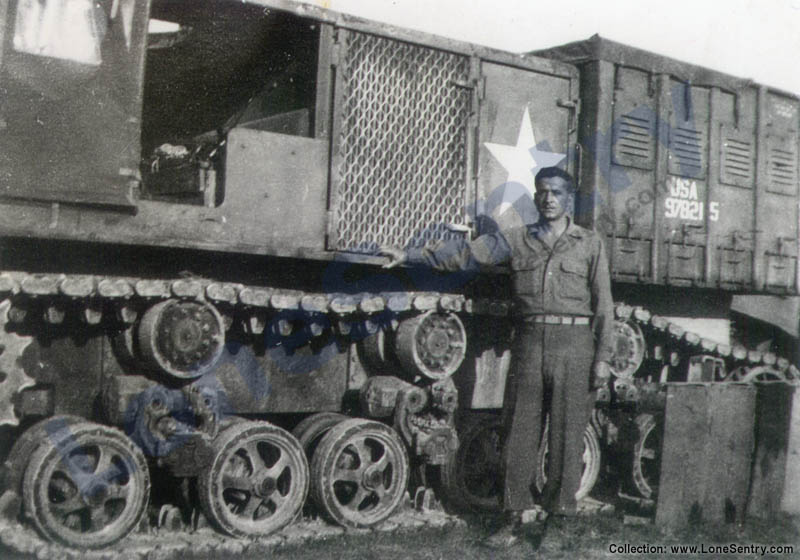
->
[0,501,797,559]
[259,511,800,560]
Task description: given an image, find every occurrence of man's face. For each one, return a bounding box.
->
[534,176,573,222]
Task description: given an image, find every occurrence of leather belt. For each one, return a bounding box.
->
[532,314,590,326]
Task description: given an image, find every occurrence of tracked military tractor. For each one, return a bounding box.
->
[0,0,797,550]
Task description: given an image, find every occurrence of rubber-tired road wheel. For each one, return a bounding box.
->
[22,421,150,549]
[310,418,409,528]
[292,412,347,460]
[438,412,504,512]
[198,421,309,538]
[630,413,662,499]
[2,415,83,501]
[535,421,602,501]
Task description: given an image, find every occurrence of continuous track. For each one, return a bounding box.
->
[0,270,797,553]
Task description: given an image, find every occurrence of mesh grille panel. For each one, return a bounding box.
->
[334,31,470,251]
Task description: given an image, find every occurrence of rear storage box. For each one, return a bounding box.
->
[655,383,755,526]
[534,36,800,294]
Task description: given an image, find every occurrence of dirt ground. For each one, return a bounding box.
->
[267,513,800,560]
[1,499,798,560]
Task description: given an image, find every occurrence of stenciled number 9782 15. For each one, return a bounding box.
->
[664,177,720,222]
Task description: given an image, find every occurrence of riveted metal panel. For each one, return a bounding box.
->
[537,38,800,294]
[331,30,471,251]
[209,341,348,414]
[719,248,753,287]
[656,383,755,527]
[611,238,652,281]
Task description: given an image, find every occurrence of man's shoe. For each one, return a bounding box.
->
[482,524,519,549]
[520,506,547,525]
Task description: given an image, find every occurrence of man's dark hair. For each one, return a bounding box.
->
[535,167,575,192]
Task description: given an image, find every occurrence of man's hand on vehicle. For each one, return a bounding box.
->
[380,246,407,269]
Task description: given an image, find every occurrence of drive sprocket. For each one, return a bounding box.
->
[0,299,35,426]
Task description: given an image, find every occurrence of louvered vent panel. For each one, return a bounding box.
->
[612,112,656,170]
[333,31,471,251]
[668,124,706,178]
[767,137,799,195]
[720,130,754,188]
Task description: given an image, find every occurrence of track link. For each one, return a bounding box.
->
[0,300,35,426]
[613,303,799,384]
[0,271,509,320]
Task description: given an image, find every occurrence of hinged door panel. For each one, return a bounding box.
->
[328,29,472,251]
[477,61,574,232]
[0,0,150,208]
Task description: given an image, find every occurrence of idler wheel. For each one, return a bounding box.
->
[198,421,309,538]
[138,300,225,380]
[310,419,408,528]
[22,422,150,549]
[395,311,466,380]
[535,420,602,501]
[610,319,646,379]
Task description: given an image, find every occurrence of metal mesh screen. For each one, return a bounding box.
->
[334,31,471,251]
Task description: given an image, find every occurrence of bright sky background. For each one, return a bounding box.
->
[316,0,800,95]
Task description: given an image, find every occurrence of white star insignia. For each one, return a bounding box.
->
[484,107,566,215]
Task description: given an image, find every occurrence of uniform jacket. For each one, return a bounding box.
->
[407,218,615,363]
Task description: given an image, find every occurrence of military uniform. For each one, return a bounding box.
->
[408,217,614,514]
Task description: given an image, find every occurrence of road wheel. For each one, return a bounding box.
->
[438,412,503,512]
[292,412,347,460]
[198,421,308,537]
[2,415,84,502]
[631,413,662,499]
[22,421,150,548]
[310,418,408,528]
[535,421,602,501]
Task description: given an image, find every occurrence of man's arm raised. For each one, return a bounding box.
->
[379,232,512,272]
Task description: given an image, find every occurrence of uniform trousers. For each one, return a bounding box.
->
[501,321,595,515]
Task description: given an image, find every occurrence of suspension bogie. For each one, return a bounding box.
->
[2,270,798,550]
[1,264,799,549]
[0,270,499,548]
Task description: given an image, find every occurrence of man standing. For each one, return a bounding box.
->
[382,167,614,545]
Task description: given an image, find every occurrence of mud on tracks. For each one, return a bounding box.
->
[0,503,464,559]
